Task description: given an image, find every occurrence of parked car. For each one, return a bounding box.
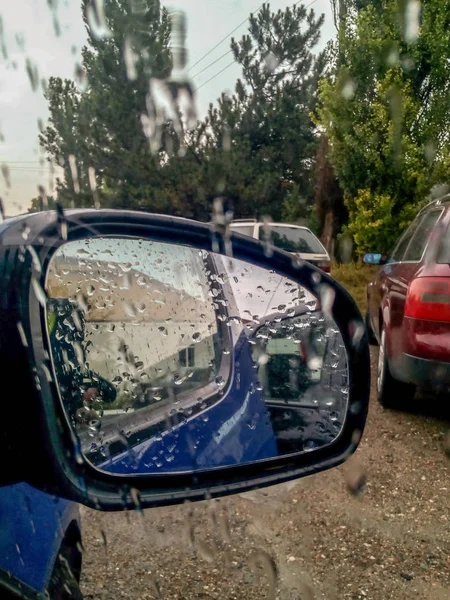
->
[0,484,82,599]
[230,220,331,273]
[0,211,369,600]
[0,221,83,600]
[364,196,450,408]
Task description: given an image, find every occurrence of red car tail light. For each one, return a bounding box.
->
[317,261,331,273]
[405,277,450,321]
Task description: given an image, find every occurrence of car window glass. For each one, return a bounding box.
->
[230,225,255,237]
[387,215,425,263]
[259,226,326,254]
[437,219,450,263]
[403,210,443,262]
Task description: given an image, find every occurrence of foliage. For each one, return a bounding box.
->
[36,1,328,222]
[345,188,418,254]
[37,0,175,212]
[331,261,378,312]
[204,2,327,220]
[316,0,450,254]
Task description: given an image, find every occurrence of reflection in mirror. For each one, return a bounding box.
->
[45,237,349,475]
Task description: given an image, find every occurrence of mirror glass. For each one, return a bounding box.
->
[45,237,349,475]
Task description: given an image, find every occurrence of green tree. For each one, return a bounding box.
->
[316,0,450,254]
[39,1,328,222]
[201,2,327,220]
[40,0,175,211]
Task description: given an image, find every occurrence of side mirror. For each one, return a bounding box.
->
[0,210,370,511]
[362,253,383,265]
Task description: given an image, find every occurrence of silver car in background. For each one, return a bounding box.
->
[230,220,331,273]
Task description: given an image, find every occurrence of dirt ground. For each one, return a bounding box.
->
[80,350,450,600]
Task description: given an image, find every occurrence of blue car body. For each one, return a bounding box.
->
[102,329,278,474]
[0,217,82,599]
[0,483,81,597]
[0,224,279,597]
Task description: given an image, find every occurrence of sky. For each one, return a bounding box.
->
[0,0,335,216]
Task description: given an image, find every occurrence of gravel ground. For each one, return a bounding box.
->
[80,349,450,600]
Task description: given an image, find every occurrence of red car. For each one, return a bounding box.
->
[364,195,450,408]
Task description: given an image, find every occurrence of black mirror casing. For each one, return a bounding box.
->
[0,210,370,510]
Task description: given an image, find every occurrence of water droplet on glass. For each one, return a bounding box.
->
[158,326,168,337]
[443,431,450,458]
[174,373,186,386]
[32,277,47,307]
[345,461,366,497]
[25,58,39,91]
[86,0,112,40]
[264,51,279,72]
[215,375,225,390]
[124,37,138,81]
[17,321,28,347]
[74,64,88,91]
[248,550,278,599]
[319,284,335,317]
[404,0,421,43]
[349,320,364,347]
[192,332,201,343]
[341,77,355,100]
[1,164,11,188]
[124,302,137,318]
[130,487,142,514]
[307,356,323,371]
[56,203,68,240]
[68,154,80,194]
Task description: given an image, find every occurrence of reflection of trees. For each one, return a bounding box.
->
[266,354,310,399]
[254,314,327,401]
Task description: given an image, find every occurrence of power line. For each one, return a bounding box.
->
[191,49,233,79]
[194,60,237,92]
[189,2,265,72]
[5,167,52,171]
[193,0,321,92]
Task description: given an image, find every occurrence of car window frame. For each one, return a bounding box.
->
[386,214,426,264]
[437,209,450,264]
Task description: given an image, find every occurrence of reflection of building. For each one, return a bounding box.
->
[46,252,218,395]
[46,255,212,322]
[85,321,215,385]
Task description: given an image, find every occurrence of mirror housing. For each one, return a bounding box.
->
[362,252,384,265]
[0,210,370,511]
